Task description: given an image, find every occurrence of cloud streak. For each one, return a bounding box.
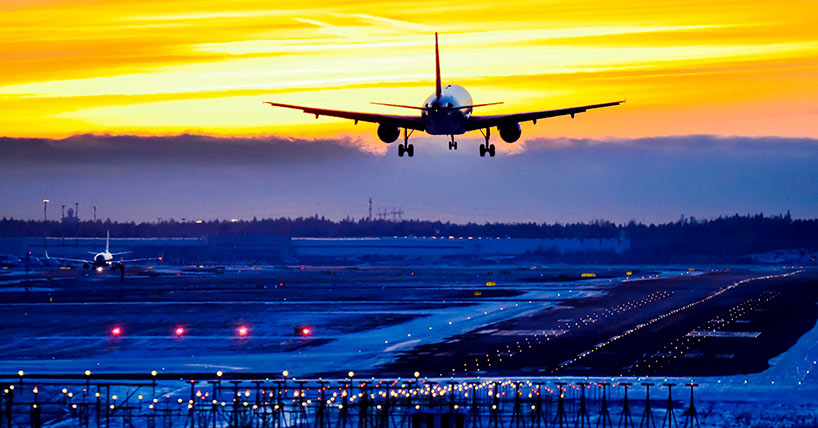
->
[0,134,372,166]
[1,0,816,138]
[1,133,817,224]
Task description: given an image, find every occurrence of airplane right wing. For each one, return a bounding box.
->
[117,257,159,264]
[263,102,426,131]
[465,100,624,131]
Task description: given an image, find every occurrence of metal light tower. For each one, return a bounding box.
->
[74,202,79,248]
[61,204,65,246]
[42,199,49,249]
[93,205,97,251]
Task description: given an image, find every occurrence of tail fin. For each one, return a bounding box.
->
[105,230,110,253]
[434,32,442,102]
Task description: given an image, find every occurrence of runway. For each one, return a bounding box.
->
[0,264,812,380]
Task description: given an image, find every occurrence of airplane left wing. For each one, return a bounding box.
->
[45,253,90,264]
[465,100,624,131]
[264,102,425,131]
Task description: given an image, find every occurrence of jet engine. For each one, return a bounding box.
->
[377,124,400,143]
[498,123,522,143]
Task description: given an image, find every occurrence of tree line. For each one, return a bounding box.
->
[1,212,816,261]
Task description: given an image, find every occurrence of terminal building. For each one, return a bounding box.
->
[292,236,629,261]
[0,234,629,265]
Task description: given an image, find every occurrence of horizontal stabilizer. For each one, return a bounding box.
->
[370,102,426,110]
[448,101,504,109]
[372,101,503,111]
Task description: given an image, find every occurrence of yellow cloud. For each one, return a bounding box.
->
[0,0,816,140]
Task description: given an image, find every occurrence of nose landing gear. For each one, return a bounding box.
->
[448,135,458,150]
[478,128,496,157]
[398,128,414,157]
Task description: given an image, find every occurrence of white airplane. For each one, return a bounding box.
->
[264,33,624,157]
[46,231,155,273]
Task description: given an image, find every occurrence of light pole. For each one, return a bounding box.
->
[43,199,49,250]
[61,204,65,246]
[93,205,97,251]
[74,202,79,249]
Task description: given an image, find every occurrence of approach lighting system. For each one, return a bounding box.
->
[295,326,313,336]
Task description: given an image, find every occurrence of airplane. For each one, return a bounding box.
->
[46,231,156,273]
[264,33,624,157]
[0,254,21,269]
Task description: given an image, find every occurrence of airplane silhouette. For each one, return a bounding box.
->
[265,33,624,157]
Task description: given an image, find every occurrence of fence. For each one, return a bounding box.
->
[0,373,701,428]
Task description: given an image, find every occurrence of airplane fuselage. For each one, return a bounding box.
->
[93,252,114,267]
[422,84,473,135]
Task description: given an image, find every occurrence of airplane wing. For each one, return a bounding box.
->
[45,253,90,264]
[465,100,624,131]
[117,257,159,264]
[263,102,425,131]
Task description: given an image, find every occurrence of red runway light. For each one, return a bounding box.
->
[238,326,248,337]
[301,327,311,336]
[111,326,122,336]
[175,327,185,337]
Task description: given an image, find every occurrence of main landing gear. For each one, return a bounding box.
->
[398,128,414,157]
[479,128,496,157]
[448,135,458,151]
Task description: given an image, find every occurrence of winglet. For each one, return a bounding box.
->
[105,230,110,253]
[434,33,442,102]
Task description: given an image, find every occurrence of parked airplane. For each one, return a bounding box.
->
[0,254,20,269]
[264,33,623,157]
[46,231,156,273]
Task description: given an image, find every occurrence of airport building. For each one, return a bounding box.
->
[292,236,629,260]
[0,234,629,264]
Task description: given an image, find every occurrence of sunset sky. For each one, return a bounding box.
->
[2,0,818,223]
[2,0,817,146]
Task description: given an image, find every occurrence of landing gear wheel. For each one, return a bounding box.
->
[407,144,414,157]
[489,144,496,157]
[449,141,458,150]
[479,144,487,157]
[398,144,405,157]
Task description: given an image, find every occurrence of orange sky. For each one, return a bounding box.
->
[2,0,817,145]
